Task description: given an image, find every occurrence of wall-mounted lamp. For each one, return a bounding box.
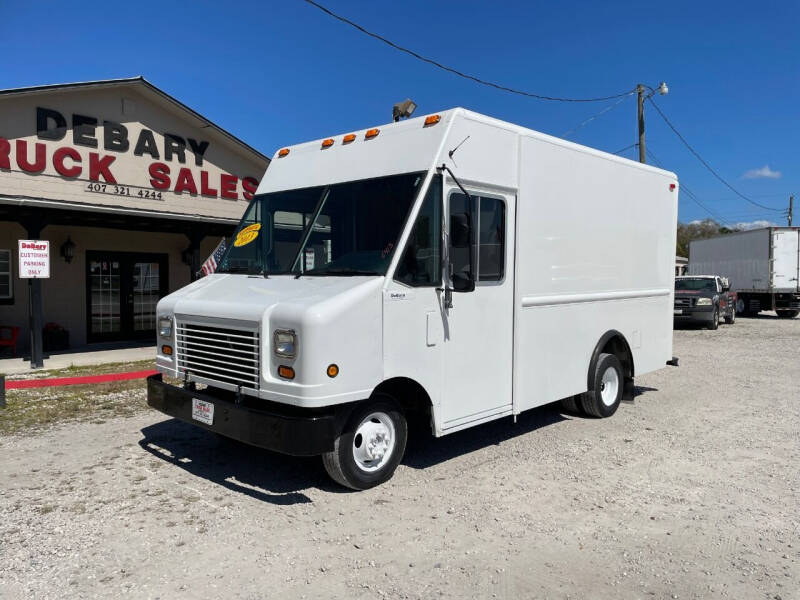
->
[60,236,75,264]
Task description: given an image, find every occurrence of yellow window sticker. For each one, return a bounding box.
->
[234,223,261,247]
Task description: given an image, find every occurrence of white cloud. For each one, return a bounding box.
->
[733,220,776,230]
[742,165,781,179]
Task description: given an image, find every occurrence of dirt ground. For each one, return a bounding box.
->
[1,315,798,599]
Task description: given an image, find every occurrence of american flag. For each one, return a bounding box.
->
[201,238,227,276]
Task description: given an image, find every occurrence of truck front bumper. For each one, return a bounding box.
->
[146,374,337,456]
[673,307,714,323]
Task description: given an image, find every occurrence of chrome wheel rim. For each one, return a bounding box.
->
[352,412,396,473]
[599,366,620,407]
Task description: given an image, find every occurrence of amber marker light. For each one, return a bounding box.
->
[327,364,339,378]
[161,345,173,356]
[342,134,356,144]
[321,138,334,149]
[278,365,295,380]
[365,128,380,139]
[424,115,441,126]
[278,148,290,157]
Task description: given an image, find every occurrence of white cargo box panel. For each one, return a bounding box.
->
[689,227,800,292]
[772,228,800,291]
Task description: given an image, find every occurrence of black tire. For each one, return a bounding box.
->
[322,395,407,490]
[777,310,800,319]
[579,353,623,418]
[724,308,735,325]
[707,307,719,330]
[561,395,584,415]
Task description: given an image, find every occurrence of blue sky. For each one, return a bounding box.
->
[1,0,796,226]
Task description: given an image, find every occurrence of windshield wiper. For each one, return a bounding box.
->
[218,266,268,277]
[300,268,381,277]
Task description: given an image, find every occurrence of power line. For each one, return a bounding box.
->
[561,93,635,138]
[611,143,637,156]
[646,98,784,213]
[301,0,636,103]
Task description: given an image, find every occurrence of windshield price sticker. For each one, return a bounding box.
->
[234,223,261,247]
[18,240,50,278]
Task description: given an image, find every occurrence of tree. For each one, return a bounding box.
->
[676,219,738,257]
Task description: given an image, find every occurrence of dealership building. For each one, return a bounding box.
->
[0,77,269,357]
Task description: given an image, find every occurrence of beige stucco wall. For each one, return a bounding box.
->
[0,84,267,220]
[0,222,219,353]
[0,82,268,355]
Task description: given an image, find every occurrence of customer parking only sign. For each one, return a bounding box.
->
[18,240,50,278]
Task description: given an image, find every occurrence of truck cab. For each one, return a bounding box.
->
[674,275,736,329]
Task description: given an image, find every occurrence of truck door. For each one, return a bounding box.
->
[441,187,515,428]
[772,229,800,291]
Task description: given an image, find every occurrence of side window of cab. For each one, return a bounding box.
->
[394,176,442,287]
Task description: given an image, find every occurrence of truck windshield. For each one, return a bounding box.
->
[217,172,426,276]
[675,278,717,292]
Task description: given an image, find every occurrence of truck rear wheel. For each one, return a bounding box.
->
[561,395,584,415]
[777,310,799,319]
[579,353,623,418]
[322,396,407,490]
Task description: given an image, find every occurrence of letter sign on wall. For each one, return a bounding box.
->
[18,240,50,278]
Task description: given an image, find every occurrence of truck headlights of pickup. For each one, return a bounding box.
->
[273,329,297,358]
[696,298,712,306]
[158,317,173,338]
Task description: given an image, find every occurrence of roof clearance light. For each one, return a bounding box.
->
[670,183,676,191]
[343,134,356,144]
[278,148,290,157]
[365,128,380,140]
[424,115,441,127]
[321,138,334,149]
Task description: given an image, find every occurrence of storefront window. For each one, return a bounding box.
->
[0,249,12,301]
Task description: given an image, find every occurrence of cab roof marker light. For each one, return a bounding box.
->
[321,138,334,149]
[424,115,441,127]
[278,148,290,157]
[342,134,356,144]
[365,128,380,140]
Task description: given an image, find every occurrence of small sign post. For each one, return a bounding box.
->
[18,240,50,369]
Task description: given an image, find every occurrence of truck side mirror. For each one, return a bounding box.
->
[450,212,475,293]
[450,213,471,248]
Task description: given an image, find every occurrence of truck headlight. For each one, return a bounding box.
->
[696,298,712,306]
[158,317,173,337]
[273,329,297,358]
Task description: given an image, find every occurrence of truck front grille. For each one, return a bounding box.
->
[674,297,694,308]
[176,322,260,391]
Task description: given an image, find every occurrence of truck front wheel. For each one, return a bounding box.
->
[322,396,407,490]
[707,307,719,330]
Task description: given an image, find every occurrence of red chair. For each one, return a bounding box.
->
[0,326,20,358]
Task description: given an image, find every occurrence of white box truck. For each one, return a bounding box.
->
[689,228,800,318]
[148,108,679,489]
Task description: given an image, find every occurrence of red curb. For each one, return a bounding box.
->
[5,369,158,390]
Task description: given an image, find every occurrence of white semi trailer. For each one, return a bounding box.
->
[148,108,679,489]
[689,227,800,318]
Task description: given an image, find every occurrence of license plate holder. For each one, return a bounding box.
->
[191,398,214,425]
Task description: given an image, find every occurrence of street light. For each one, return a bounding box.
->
[392,98,417,122]
[636,82,668,164]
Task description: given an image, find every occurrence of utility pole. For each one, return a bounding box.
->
[637,84,646,164]
[789,195,793,226]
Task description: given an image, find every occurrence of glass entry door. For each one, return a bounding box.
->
[86,251,168,343]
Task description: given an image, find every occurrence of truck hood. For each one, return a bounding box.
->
[158,273,384,323]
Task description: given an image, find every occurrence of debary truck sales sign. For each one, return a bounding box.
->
[18,240,50,278]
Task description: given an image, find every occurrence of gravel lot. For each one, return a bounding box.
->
[1,315,798,599]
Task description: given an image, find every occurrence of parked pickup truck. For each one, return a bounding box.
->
[674,275,736,329]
